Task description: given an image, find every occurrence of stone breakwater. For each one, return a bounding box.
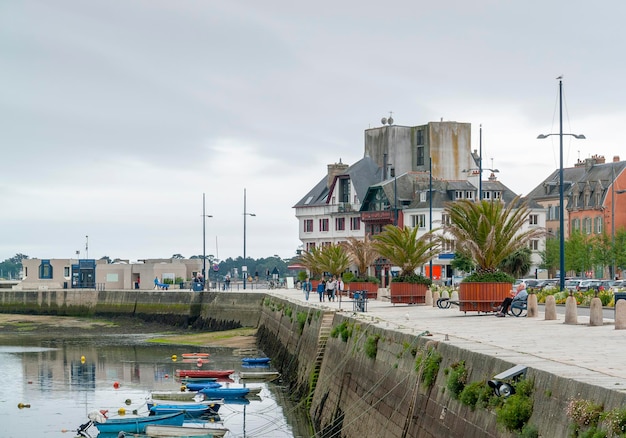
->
[2,289,626,437]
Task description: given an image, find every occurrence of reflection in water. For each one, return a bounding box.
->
[0,334,311,438]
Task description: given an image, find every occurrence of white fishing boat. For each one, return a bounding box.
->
[145,424,229,437]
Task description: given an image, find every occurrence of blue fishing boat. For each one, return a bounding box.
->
[184,381,222,392]
[148,402,217,417]
[89,411,185,434]
[241,357,271,364]
[147,399,224,414]
[199,387,250,399]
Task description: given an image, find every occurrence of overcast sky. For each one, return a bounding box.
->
[1,0,625,263]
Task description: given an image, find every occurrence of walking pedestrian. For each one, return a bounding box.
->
[302,277,312,301]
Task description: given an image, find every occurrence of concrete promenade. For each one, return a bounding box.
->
[264,287,626,394]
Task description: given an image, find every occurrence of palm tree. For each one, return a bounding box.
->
[499,247,532,279]
[317,244,351,278]
[372,225,441,282]
[341,235,379,279]
[443,197,544,281]
[298,247,323,279]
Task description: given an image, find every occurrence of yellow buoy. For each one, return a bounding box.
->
[17,403,31,409]
[80,356,86,363]
[171,354,177,361]
[118,407,126,416]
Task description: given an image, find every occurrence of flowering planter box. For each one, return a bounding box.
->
[390,283,427,305]
[457,282,512,313]
[347,282,378,299]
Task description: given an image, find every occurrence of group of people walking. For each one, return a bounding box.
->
[301,275,344,302]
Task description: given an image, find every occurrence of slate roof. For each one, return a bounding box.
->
[526,161,626,208]
[292,157,383,208]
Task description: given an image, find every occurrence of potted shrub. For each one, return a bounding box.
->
[342,235,380,298]
[443,197,544,312]
[372,225,441,304]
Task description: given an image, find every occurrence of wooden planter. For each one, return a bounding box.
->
[347,282,379,299]
[390,283,427,305]
[458,282,512,313]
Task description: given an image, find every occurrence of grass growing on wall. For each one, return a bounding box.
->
[296,311,307,335]
[414,347,442,388]
[364,334,380,359]
[445,361,467,399]
[496,378,534,433]
[330,321,352,342]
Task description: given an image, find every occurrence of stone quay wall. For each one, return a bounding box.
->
[2,290,626,437]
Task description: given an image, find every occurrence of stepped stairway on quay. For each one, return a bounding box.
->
[306,312,334,407]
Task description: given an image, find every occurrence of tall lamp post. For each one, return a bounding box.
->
[429,157,433,280]
[537,77,585,291]
[202,193,213,291]
[243,188,256,290]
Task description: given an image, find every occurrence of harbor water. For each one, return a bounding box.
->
[0,330,311,437]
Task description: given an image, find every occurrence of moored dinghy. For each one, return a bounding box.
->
[241,357,271,365]
[81,411,185,435]
[145,424,229,437]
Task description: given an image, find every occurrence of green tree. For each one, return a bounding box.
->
[499,247,532,279]
[591,232,612,278]
[565,231,592,276]
[451,251,475,273]
[0,254,29,279]
[372,225,441,279]
[540,235,559,278]
[616,228,626,275]
[443,197,543,281]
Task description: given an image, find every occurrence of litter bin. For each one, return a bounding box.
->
[63,281,68,289]
[179,282,185,290]
[615,293,626,316]
[134,282,139,289]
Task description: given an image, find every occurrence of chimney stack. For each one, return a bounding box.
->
[327,159,349,188]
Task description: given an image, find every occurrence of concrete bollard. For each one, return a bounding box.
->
[425,289,433,306]
[527,293,538,318]
[450,290,459,302]
[432,290,440,307]
[615,300,626,330]
[564,294,578,325]
[589,297,603,326]
[544,295,557,320]
[441,290,450,299]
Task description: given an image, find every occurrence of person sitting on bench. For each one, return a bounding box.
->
[495,282,528,317]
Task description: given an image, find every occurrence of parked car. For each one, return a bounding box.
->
[564,279,584,292]
[579,280,602,292]
[514,278,541,288]
[609,280,626,293]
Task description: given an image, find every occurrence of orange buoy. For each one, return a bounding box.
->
[113,381,120,389]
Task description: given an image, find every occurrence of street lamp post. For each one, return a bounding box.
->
[429,157,433,280]
[202,193,213,291]
[537,77,585,291]
[243,188,256,290]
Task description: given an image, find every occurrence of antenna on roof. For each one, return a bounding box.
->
[381,111,394,125]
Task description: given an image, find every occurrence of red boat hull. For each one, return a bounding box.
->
[175,369,234,378]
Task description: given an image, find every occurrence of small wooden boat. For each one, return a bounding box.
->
[241,357,271,364]
[145,424,229,437]
[184,381,222,392]
[200,387,250,399]
[181,352,210,359]
[176,369,234,378]
[150,391,203,402]
[244,386,262,396]
[92,411,185,434]
[148,397,224,413]
[239,371,280,380]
